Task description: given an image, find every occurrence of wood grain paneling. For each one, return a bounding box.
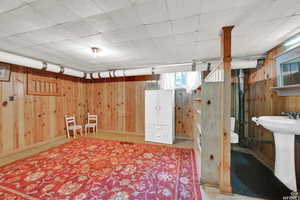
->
[247,46,300,190]
[0,65,87,156]
[87,80,195,138]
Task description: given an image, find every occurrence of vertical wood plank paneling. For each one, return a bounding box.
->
[0,65,88,156]
[247,46,300,190]
[87,79,194,137]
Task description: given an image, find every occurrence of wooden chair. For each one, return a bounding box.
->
[65,115,82,138]
[85,113,97,135]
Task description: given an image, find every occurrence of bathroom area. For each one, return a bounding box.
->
[230,42,300,199]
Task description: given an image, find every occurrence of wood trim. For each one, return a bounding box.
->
[219,26,234,193]
[27,73,61,96]
[0,135,65,158]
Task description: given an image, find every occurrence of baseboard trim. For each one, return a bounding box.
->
[176,136,193,140]
[0,135,66,158]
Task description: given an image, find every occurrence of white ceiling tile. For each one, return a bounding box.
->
[146,21,172,37]
[92,0,131,13]
[108,7,142,29]
[16,25,77,45]
[166,0,201,20]
[0,5,52,35]
[85,13,118,32]
[201,0,259,13]
[0,0,298,71]
[136,0,168,24]
[30,0,80,25]
[153,35,176,48]
[60,0,103,18]
[0,0,25,13]
[172,15,199,34]
[62,20,99,37]
[130,0,153,5]
[175,32,198,45]
[196,39,219,59]
[199,7,244,40]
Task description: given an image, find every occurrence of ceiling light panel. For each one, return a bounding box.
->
[166,0,201,20]
[136,0,168,24]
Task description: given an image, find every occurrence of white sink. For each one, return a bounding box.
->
[252,116,300,191]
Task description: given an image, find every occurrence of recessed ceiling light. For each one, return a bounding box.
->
[91,47,101,58]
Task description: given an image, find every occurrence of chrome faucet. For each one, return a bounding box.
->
[281,112,300,120]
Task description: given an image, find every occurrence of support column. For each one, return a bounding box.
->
[219,26,234,193]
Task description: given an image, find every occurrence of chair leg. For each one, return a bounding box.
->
[73,130,76,139]
[67,131,70,138]
[80,128,83,136]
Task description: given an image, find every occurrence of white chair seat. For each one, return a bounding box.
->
[85,123,96,127]
[68,125,82,130]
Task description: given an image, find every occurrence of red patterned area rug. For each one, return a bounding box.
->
[0,137,201,200]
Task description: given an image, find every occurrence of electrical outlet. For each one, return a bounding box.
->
[9,96,14,101]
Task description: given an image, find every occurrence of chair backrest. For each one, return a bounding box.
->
[88,113,97,124]
[65,115,76,129]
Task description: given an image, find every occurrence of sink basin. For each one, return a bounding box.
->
[252,116,300,191]
[252,116,300,135]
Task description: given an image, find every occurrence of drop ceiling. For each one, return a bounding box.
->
[0,0,299,72]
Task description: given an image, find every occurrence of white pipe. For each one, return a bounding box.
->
[124,68,152,76]
[63,68,85,78]
[46,63,61,73]
[99,71,110,78]
[109,71,115,77]
[114,70,125,77]
[85,73,92,79]
[231,60,257,69]
[91,72,100,79]
[153,63,192,74]
[0,51,43,69]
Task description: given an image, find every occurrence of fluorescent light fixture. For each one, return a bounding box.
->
[283,33,300,47]
[0,51,43,69]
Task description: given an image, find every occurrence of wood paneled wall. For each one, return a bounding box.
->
[87,78,147,135]
[0,64,196,157]
[87,79,195,138]
[247,46,300,189]
[0,65,87,156]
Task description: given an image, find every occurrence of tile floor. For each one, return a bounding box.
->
[0,132,264,200]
